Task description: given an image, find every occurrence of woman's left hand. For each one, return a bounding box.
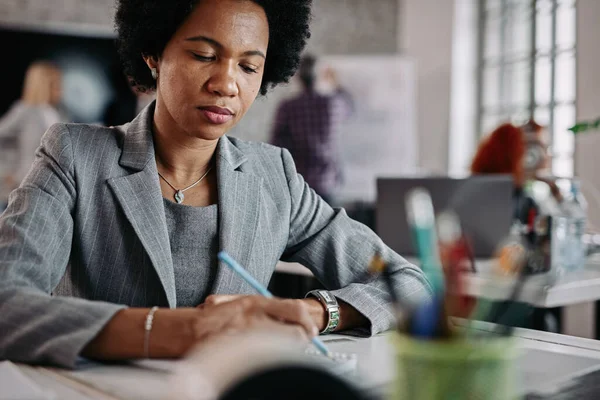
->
[201,294,370,333]
[200,295,328,332]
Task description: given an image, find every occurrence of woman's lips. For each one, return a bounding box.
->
[198,106,234,125]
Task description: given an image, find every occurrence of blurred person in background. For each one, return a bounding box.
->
[270,54,353,206]
[0,61,64,192]
[520,119,558,190]
[470,121,559,222]
[470,123,526,187]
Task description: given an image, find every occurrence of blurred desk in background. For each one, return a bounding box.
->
[275,255,600,338]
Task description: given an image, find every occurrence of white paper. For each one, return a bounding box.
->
[0,362,54,400]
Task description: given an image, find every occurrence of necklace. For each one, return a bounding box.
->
[158,166,212,204]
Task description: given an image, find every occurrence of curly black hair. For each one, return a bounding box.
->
[114,0,312,95]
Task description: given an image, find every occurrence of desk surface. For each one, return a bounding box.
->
[10,322,600,400]
[276,255,600,308]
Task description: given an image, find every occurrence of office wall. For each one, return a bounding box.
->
[0,0,114,28]
[449,0,479,176]
[0,0,400,52]
[575,0,600,229]
[309,0,400,54]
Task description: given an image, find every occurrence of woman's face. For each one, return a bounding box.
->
[150,0,269,140]
[523,128,551,178]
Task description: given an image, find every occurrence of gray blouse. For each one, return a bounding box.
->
[163,198,219,307]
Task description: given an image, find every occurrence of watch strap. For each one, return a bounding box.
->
[305,290,340,334]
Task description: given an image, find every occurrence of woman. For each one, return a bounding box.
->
[0,0,431,368]
[0,61,63,193]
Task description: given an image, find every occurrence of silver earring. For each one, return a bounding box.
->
[151,68,158,80]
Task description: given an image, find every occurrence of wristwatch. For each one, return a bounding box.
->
[305,290,340,334]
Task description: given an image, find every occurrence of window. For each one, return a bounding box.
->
[476,0,576,177]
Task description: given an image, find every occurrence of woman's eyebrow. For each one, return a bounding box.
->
[185,35,222,48]
[185,35,265,59]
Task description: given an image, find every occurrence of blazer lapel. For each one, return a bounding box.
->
[212,136,263,295]
[107,103,176,307]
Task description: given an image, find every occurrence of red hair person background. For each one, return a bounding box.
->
[470,123,526,186]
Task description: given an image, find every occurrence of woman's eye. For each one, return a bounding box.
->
[192,53,215,62]
[241,65,258,74]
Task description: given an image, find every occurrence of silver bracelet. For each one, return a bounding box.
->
[143,306,159,359]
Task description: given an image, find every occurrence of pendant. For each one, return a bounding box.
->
[174,190,185,204]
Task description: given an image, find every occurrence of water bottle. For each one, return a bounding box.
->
[553,179,587,273]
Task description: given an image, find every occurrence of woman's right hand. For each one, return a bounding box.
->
[191,295,319,342]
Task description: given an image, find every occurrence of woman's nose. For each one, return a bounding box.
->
[206,62,239,97]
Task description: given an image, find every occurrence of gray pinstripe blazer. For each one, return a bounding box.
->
[0,103,431,368]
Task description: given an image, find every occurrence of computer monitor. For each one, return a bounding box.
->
[376,176,514,258]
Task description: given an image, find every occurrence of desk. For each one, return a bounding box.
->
[10,322,600,399]
[276,255,600,338]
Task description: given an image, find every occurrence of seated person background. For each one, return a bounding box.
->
[0,61,64,208]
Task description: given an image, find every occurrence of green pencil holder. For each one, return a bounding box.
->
[390,333,519,400]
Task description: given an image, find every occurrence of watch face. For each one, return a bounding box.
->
[320,291,336,305]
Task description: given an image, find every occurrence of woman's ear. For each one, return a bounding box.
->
[143,55,160,81]
[143,55,159,72]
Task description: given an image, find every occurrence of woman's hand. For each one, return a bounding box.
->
[201,295,329,332]
[194,295,319,341]
[200,294,368,334]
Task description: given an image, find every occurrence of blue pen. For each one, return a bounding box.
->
[217,251,332,358]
